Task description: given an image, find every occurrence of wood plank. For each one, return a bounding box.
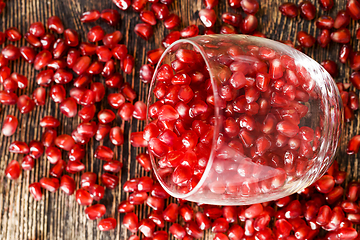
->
[0,0,358,239]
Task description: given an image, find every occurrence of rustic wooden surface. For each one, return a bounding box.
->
[0,0,358,239]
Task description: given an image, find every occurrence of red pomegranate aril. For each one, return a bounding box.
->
[17,95,35,114]
[163,14,180,30]
[140,10,157,26]
[180,25,199,38]
[331,28,351,43]
[36,69,54,86]
[199,9,216,28]
[81,10,100,22]
[334,10,350,29]
[101,9,120,26]
[2,115,18,136]
[240,14,258,34]
[24,33,41,48]
[21,155,34,171]
[347,0,360,20]
[299,1,316,20]
[47,16,64,34]
[134,23,153,40]
[118,103,135,121]
[112,44,128,60]
[139,219,156,237]
[5,27,21,41]
[279,3,298,18]
[121,55,135,74]
[163,203,179,222]
[20,46,36,63]
[317,29,330,48]
[101,173,119,189]
[140,64,155,84]
[0,91,18,105]
[162,31,180,49]
[103,160,123,173]
[40,177,60,192]
[185,221,204,238]
[316,16,334,29]
[297,31,315,48]
[3,78,18,92]
[29,182,42,201]
[195,212,211,230]
[50,160,66,178]
[64,29,79,47]
[123,212,139,233]
[40,33,56,50]
[29,22,45,37]
[88,184,105,201]
[5,160,21,180]
[128,191,148,205]
[98,218,116,231]
[29,140,44,159]
[2,44,20,60]
[96,46,112,62]
[204,0,218,9]
[85,204,106,221]
[76,189,93,206]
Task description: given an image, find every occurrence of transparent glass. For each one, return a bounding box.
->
[146,35,343,205]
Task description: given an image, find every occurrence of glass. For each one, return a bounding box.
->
[146,34,343,205]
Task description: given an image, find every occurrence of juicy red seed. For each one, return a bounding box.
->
[24,33,41,48]
[316,16,334,29]
[334,10,350,29]
[101,9,121,26]
[5,27,22,41]
[199,9,217,28]
[2,44,21,60]
[46,147,61,164]
[81,10,101,23]
[279,3,298,18]
[299,1,316,20]
[240,14,258,34]
[102,173,119,189]
[98,218,117,231]
[180,25,199,38]
[85,204,106,221]
[222,12,242,27]
[5,160,21,180]
[64,29,79,47]
[29,182,42,200]
[141,10,157,26]
[47,16,64,34]
[331,28,351,44]
[164,14,181,29]
[76,189,93,205]
[21,155,35,171]
[40,177,60,192]
[123,212,139,233]
[134,23,153,40]
[297,31,315,48]
[103,31,122,48]
[2,115,18,136]
[88,26,105,42]
[60,175,75,195]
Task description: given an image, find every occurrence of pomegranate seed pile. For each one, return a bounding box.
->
[2,0,360,239]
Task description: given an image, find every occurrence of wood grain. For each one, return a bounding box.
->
[0,0,358,239]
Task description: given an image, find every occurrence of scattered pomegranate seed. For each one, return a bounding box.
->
[80,10,101,23]
[279,3,298,18]
[98,218,117,231]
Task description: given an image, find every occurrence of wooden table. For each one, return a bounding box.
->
[0,0,358,239]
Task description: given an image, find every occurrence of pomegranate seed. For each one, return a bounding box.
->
[103,31,122,49]
[5,160,21,180]
[180,25,199,38]
[118,103,135,121]
[64,29,79,46]
[29,182,42,200]
[50,160,66,178]
[0,91,18,105]
[2,115,18,136]
[279,3,298,18]
[60,97,77,117]
[113,0,131,10]
[317,29,331,48]
[81,10,100,22]
[21,155,34,170]
[222,12,242,27]
[164,14,180,29]
[98,218,116,231]
[121,55,135,74]
[103,160,123,173]
[85,204,106,221]
[123,212,139,233]
[118,200,135,213]
[163,203,179,222]
[24,33,41,48]
[134,23,153,41]
[204,0,218,9]
[334,10,350,29]
[88,184,105,201]
[19,46,36,64]
[185,221,204,238]
[40,177,60,192]
[76,189,93,205]
[101,173,119,189]
[2,44,21,60]
[240,14,258,34]
[297,31,315,48]
[96,46,112,62]
[299,1,316,20]
[40,33,56,50]
[5,27,21,41]
[331,28,351,43]
[101,9,120,26]
[199,9,216,28]
[316,16,334,29]
[347,0,360,20]
[47,16,64,34]
[147,48,164,65]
